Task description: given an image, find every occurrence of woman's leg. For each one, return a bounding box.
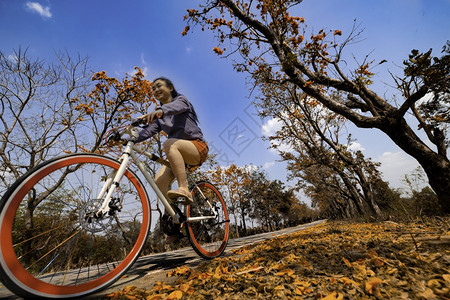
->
[163,138,201,196]
[154,165,175,199]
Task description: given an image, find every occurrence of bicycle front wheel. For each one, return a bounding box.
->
[186,181,229,259]
[0,153,151,298]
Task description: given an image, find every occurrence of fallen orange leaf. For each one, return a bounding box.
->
[366,249,378,258]
[365,277,383,294]
[323,291,344,300]
[372,257,385,267]
[339,277,359,286]
[293,279,311,287]
[179,283,194,295]
[294,287,304,295]
[418,288,436,299]
[276,268,295,276]
[342,257,353,268]
[428,279,440,288]
[167,290,183,300]
[146,296,163,300]
[122,285,137,293]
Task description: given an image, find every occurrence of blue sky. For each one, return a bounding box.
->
[1,0,449,201]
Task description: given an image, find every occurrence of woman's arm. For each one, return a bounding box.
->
[160,95,190,116]
[136,121,162,143]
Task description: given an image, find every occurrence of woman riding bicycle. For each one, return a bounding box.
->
[109,77,208,242]
[135,77,208,206]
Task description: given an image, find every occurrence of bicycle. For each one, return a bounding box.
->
[0,121,230,299]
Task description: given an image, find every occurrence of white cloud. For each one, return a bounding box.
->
[348,142,365,152]
[261,117,282,136]
[26,2,52,18]
[377,151,420,188]
[263,161,275,169]
[261,117,294,154]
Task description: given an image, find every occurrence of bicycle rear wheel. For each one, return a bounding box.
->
[186,181,229,259]
[0,153,151,299]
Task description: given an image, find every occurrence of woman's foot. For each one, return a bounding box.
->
[167,188,193,205]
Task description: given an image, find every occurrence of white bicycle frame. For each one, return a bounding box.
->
[95,125,218,224]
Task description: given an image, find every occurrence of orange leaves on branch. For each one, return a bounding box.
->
[282,13,304,35]
[311,31,326,43]
[355,62,374,85]
[74,103,95,115]
[211,17,232,30]
[355,63,373,76]
[333,29,342,36]
[181,25,190,36]
[213,46,224,55]
[256,2,268,18]
[187,8,198,17]
[79,67,156,127]
[289,34,304,48]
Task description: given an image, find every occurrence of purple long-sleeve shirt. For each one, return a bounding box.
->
[136,94,205,143]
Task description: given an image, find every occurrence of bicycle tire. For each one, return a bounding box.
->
[186,181,229,259]
[0,153,151,299]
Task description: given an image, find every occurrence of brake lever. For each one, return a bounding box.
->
[105,130,125,146]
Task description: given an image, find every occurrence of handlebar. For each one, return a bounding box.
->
[105,118,149,146]
[131,118,147,127]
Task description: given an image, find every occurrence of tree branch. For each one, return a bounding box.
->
[396,85,428,118]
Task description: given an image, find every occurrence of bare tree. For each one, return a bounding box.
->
[0,48,91,192]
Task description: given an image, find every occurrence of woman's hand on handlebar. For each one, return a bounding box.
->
[138,108,163,124]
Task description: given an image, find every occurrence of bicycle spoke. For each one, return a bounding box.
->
[187,182,229,259]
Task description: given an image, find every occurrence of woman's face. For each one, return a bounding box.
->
[152,79,173,104]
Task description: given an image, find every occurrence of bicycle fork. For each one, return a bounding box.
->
[92,144,134,219]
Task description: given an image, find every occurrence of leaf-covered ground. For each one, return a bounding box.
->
[104,218,450,299]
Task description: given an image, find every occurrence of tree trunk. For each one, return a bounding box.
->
[339,172,366,216]
[240,198,247,234]
[354,168,383,217]
[382,119,450,213]
[240,210,247,234]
